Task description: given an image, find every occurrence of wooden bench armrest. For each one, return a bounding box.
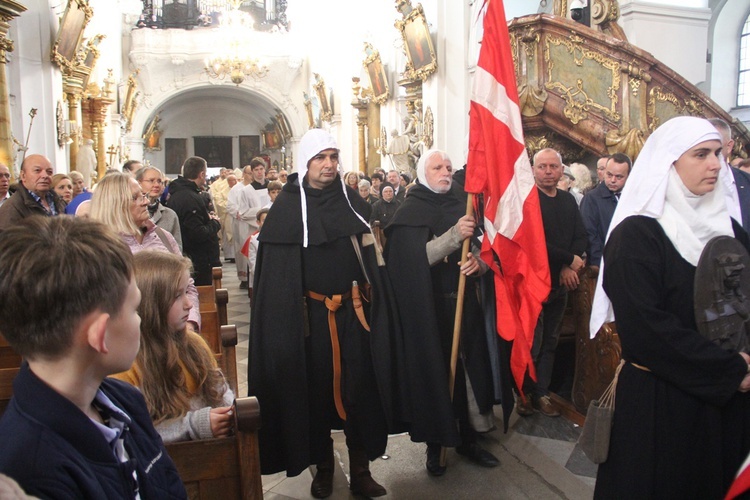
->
[212,267,223,290]
[234,396,261,433]
[216,288,229,326]
[220,325,238,395]
[221,324,238,347]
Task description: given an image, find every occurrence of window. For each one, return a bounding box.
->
[740,15,750,106]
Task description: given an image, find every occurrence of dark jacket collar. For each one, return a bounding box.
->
[11,363,124,464]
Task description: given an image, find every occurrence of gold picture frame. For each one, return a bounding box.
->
[395,3,437,81]
[363,42,390,105]
[313,73,332,122]
[51,0,94,73]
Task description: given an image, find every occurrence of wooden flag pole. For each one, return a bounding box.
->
[440,192,475,467]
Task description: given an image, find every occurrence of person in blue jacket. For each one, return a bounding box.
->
[0,215,186,499]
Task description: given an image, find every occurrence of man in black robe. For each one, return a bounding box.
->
[385,149,499,476]
[248,129,393,498]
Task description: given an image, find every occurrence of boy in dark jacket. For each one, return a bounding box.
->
[0,216,186,499]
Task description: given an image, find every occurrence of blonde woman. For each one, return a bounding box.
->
[51,173,73,204]
[90,172,200,330]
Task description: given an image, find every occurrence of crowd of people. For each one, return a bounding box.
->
[0,116,750,499]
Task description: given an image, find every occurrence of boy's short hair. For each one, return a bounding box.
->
[256,207,270,222]
[0,216,134,359]
[267,181,282,192]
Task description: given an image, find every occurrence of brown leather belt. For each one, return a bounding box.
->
[304,282,371,421]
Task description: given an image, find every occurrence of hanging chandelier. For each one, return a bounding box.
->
[204,1,269,85]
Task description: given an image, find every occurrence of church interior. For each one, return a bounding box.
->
[1,0,750,497]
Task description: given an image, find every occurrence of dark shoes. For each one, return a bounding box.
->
[239,281,248,289]
[350,473,386,498]
[425,443,447,476]
[349,449,386,498]
[225,258,235,263]
[533,395,560,417]
[516,396,534,417]
[311,446,334,499]
[456,442,500,468]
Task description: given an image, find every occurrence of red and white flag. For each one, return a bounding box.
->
[465,0,551,394]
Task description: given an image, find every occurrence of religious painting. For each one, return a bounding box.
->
[194,136,233,170]
[363,42,390,105]
[52,0,93,72]
[275,109,292,139]
[395,4,437,81]
[261,128,282,150]
[143,113,162,152]
[165,138,187,175]
[239,135,261,167]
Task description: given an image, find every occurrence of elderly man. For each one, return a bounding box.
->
[136,166,183,251]
[167,156,221,286]
[0,155,65,231]
[709,118,750,232]
[580,153,632,267]
[517,148,587,418]
[0,164,10,207]
[249,129,389,498]
[278,169,288,185]
[385,150,499,476]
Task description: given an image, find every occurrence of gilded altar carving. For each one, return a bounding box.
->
[524,132,585,162]
[647,86,705,132]
[519,84,547,117]
[544,32,621,125]
[605,127,644,161]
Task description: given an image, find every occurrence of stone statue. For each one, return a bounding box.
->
[387,129,413,174]
[76,139,97,188]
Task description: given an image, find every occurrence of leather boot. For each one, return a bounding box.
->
[310,445,334,499]
[348,448,386,498]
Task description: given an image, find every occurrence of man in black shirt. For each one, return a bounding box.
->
[518,148,587,417]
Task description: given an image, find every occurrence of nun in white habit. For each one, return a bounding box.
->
[590,116,750,499]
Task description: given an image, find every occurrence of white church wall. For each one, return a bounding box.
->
[708,1,750,113]
[9,0,66,173]
[619,0,712,85]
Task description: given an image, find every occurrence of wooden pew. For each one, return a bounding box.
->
[167,280,262,499]
[196,285,234,393]
[166,396,262,500]
[0,334,21,416]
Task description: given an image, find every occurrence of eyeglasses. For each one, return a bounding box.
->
[131,192,149,202]
[141,178,163,185]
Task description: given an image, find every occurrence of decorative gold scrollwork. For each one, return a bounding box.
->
[647,86,704,132]
[544,33,621,125]
[621,61,651,97]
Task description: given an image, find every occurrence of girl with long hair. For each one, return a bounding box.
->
[113,251,234,442]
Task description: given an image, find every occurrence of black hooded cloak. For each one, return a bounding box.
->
[248,174,400,476]
[384,183,495,446]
